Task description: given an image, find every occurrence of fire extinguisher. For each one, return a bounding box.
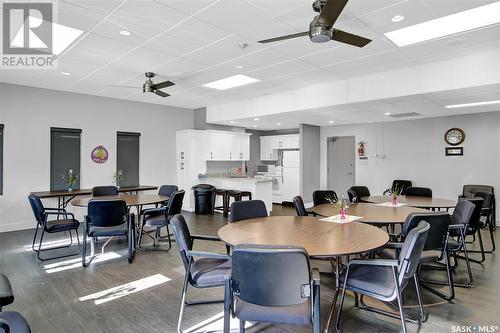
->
[358,142,365,157]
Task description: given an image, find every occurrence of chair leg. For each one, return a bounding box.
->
[419,253,455,301]
[393,270,407,333]
[31,224,40,252]
[466,229,486,263]
[177,273,190,333]
[223,278,231,333]
[413,275,426,324]
[36,229,80,261]
[82,231,88,267]
[335,276,348,333]
[239,320,245,333]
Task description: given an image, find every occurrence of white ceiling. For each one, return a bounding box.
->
[218,83,500,130]
[1,0,499,112]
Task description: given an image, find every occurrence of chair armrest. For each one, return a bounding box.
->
[383,189,390,195]
[384,242,404,249]
[0,318,10,333]
[449,224,465,230]
[187,250,230,260]
[45,211,75,219]
[348,259,399,267]
[142,207,166,216]
[44,207,67,212]
[311,268,320,285]
[192,234,221,242]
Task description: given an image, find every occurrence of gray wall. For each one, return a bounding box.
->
[300,124,321,203]
[193,107,245,132]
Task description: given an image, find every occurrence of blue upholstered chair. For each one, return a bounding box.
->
[229,200,267,223]
[224,245,320,333]
[0,274,31,333]
[82,200,135,267]
[91,186,118,197]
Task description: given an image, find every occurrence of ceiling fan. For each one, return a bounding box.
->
[110,72,175,97]
[258,0,371,47]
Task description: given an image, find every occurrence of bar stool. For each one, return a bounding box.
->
[213,188,228,216]
[241,191,252,200]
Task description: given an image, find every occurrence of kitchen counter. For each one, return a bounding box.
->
[199,176,273,213]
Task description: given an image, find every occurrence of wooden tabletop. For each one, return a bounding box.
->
[71,194,168,207]
[31,185,158,199]
[312,202,429,224]
[218,216,389,258]
[361,195,457,209]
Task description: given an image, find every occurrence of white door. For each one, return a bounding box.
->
[327,136,355,197]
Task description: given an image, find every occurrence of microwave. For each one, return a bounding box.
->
[256,164,276,174]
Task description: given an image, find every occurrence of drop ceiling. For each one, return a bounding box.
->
[1,0,499,114]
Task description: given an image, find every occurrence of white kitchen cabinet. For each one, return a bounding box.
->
[282,134,300,149]
[260,134,299,160]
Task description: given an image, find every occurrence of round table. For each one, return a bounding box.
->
[218,216,389,333]
[312,202,429,225]
[71,194,168,208]
[361,195,457,210]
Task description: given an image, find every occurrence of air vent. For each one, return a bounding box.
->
[389,112,421,118]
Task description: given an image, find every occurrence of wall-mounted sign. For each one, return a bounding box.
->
[91,145,109,163]
[445,147,463,156]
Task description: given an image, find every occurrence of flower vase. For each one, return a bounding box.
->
[68,187,73,192]
[392,196,397,206]
[339,207,346,220]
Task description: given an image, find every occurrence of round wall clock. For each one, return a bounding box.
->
[444,128,465,146]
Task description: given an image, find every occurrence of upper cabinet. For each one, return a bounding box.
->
[205,131,251,161]
[260,134,300,161]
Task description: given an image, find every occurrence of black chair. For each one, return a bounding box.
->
[82,200,135,267]
[453,197,484,264]
[138,190,185,251]
[469,191,496,255]
[349,186,370,199]
[91,186,118,197]
[293,196,309,216]
[27,194,80,261]
[384,180,412,195]
[170,214,231,333]
[312,190,337,206]
[405,186,432,197]
[346,189,358,203]
[224,245,320,333]
[0,274,31,333]
[336,221,430,333]
[229,200,268,223]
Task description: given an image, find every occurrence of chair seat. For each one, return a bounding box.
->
[0,311,31,333]
[234,298,311,326]
[143,216,167,227]
[190,258,231,287]
[45,219,79,233]
[419,250,443,262]
[89,225,128,237]
[0,274,13,307]
[340,265,396,301]
[445,237,462,252]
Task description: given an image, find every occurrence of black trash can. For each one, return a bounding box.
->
[192,184,216,215]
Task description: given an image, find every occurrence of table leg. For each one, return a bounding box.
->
[324,257,341,333]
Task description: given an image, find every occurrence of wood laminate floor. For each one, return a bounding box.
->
[0,204,499,332]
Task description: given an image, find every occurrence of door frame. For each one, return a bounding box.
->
[327,136,356,190]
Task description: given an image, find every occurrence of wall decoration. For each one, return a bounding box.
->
[445,147,463,156]
[444,128,465,146]
[91,145,109,163]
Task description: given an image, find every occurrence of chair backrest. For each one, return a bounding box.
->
[170,214,193,272]
[403,212,450,251]
[28,194,45,223]
[232,244,311,307]
[462,184,494,197]
[349,186,370,198]
[229,200,268,222]
[87,200,127,227]
[293,196,308,216]
[398,221,430,283]
[474,191,494,210]
[392,180,412,195]
[462,197,483,229]
[450,199,476,228]
[347,189,357,203]
[312,190,337,206]
[158,184,178,197]
[405,186,432,197]
[167,190,185,216]
[92,186,118,197]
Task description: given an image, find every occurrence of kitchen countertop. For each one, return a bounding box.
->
[199,176,273,183]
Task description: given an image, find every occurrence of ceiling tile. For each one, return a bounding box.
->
[114,47,176,74]
[162,17,234,47]
[153,58,208,79]
[143,33,203,56]
[246,59,316,80]
[62,0,123,15]
[156,0,218,15]
[57,1,107,31]
[184,35,260,65]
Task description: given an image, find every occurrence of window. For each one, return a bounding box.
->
[0,124,3,195]
[117,132,140,187]
[50,127,81,191]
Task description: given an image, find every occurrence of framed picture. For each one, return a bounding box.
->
[445,147,463,156]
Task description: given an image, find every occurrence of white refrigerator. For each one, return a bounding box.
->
[279,150,300,202]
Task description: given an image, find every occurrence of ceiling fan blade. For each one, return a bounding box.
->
[258,31,309,44]
[317,0,349,27]
[154,90,170,98]
[331,29,371,47]
[109,85,139,89]
[150,80,175,90]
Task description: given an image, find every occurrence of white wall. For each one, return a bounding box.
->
[0,83,194,232]
[320,111,500,221]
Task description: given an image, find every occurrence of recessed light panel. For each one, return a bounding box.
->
[202,74,260,90]
[385,1,500,47]
[446,100,500,108]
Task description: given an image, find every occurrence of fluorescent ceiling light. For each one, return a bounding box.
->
[61,72,70,76]
[384,112,391,116]
[203,74,260,90]
[446,100,500,109]
[276,123,281,126]
[229,121,235,124]
[385,1,500,47]
[119,30,132,36]
[391,15,405,23]
[328,120,334,124]
[254,118,259,121]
